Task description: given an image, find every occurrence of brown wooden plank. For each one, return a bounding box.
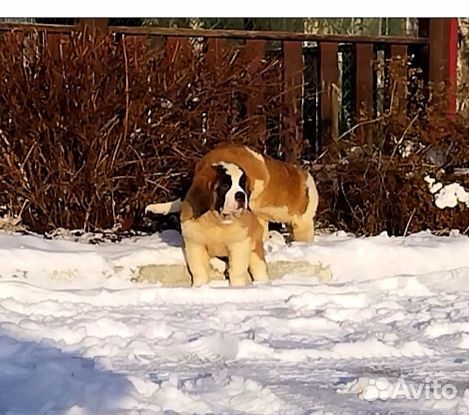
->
[77,18,109,36]
[282,40,303,163]
[447,18,458,119]
[389,44,408,117]
[355,43,374,145]
[45,32,61,62]
[245,40,267,148]
[207,37,225,65]
[319,42,339,146]
[101,27,430,45]
[206,38,229,137]
[0,22,429,45]
[428,19,448,90]
[426,18,457,116]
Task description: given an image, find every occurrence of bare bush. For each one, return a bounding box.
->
[0,31,282,232]
[313,108,469,236]
[0,30,467,237]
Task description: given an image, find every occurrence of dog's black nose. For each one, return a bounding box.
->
[235,191,246,208]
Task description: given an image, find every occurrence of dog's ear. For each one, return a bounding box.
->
[189,183,212,219]
[245,174,255,195]
[183,165,217,220]
[193,160,204,174]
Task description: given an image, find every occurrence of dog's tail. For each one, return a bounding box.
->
[145,199,183,215]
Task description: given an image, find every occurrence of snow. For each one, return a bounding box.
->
[425,175,469,209]
[434,183,469,209]
[0,229,468,414]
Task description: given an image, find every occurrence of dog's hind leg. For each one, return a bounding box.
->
[258,218,270,241]
[291,172,318,242]
[291,217,314,242]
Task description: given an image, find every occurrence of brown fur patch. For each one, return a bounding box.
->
[180,165,216,221]
[257,157,309,215]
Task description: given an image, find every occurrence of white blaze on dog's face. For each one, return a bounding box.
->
[212,162,248,218]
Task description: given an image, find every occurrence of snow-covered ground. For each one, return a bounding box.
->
[0,229,468,414]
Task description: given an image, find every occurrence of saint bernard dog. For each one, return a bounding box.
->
[159,159,268,287]
[146,143,319,242]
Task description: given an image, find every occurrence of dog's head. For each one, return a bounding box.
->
[186,161,249,220]
[212,162,249,219]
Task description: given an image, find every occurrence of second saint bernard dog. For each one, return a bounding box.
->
[165,159,268,287]
[146,143,319,242]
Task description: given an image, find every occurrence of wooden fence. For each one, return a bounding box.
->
[0,19,459,162]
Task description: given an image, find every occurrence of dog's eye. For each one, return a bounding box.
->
[239,174,247,189]
[220,182,230,191]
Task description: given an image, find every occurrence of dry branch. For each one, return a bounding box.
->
[0,31,283,233]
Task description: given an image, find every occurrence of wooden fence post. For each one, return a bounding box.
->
[207,38,229,136]
[419,18,458,118]
[319,42,339,147]
[282,41,304,163]
[245,40,267,148]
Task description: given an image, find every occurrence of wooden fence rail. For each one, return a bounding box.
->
[0,19,459,162]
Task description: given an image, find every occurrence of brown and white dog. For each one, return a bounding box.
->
[146,143,319,242]
[154,159,268,287]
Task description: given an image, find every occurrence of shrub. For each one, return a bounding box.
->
[0,31,281,232]
[313,110,469,236]
[0,30,467,236]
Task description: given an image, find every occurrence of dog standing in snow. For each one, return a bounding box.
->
[148,157,268,287]
[146,143,319,242]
